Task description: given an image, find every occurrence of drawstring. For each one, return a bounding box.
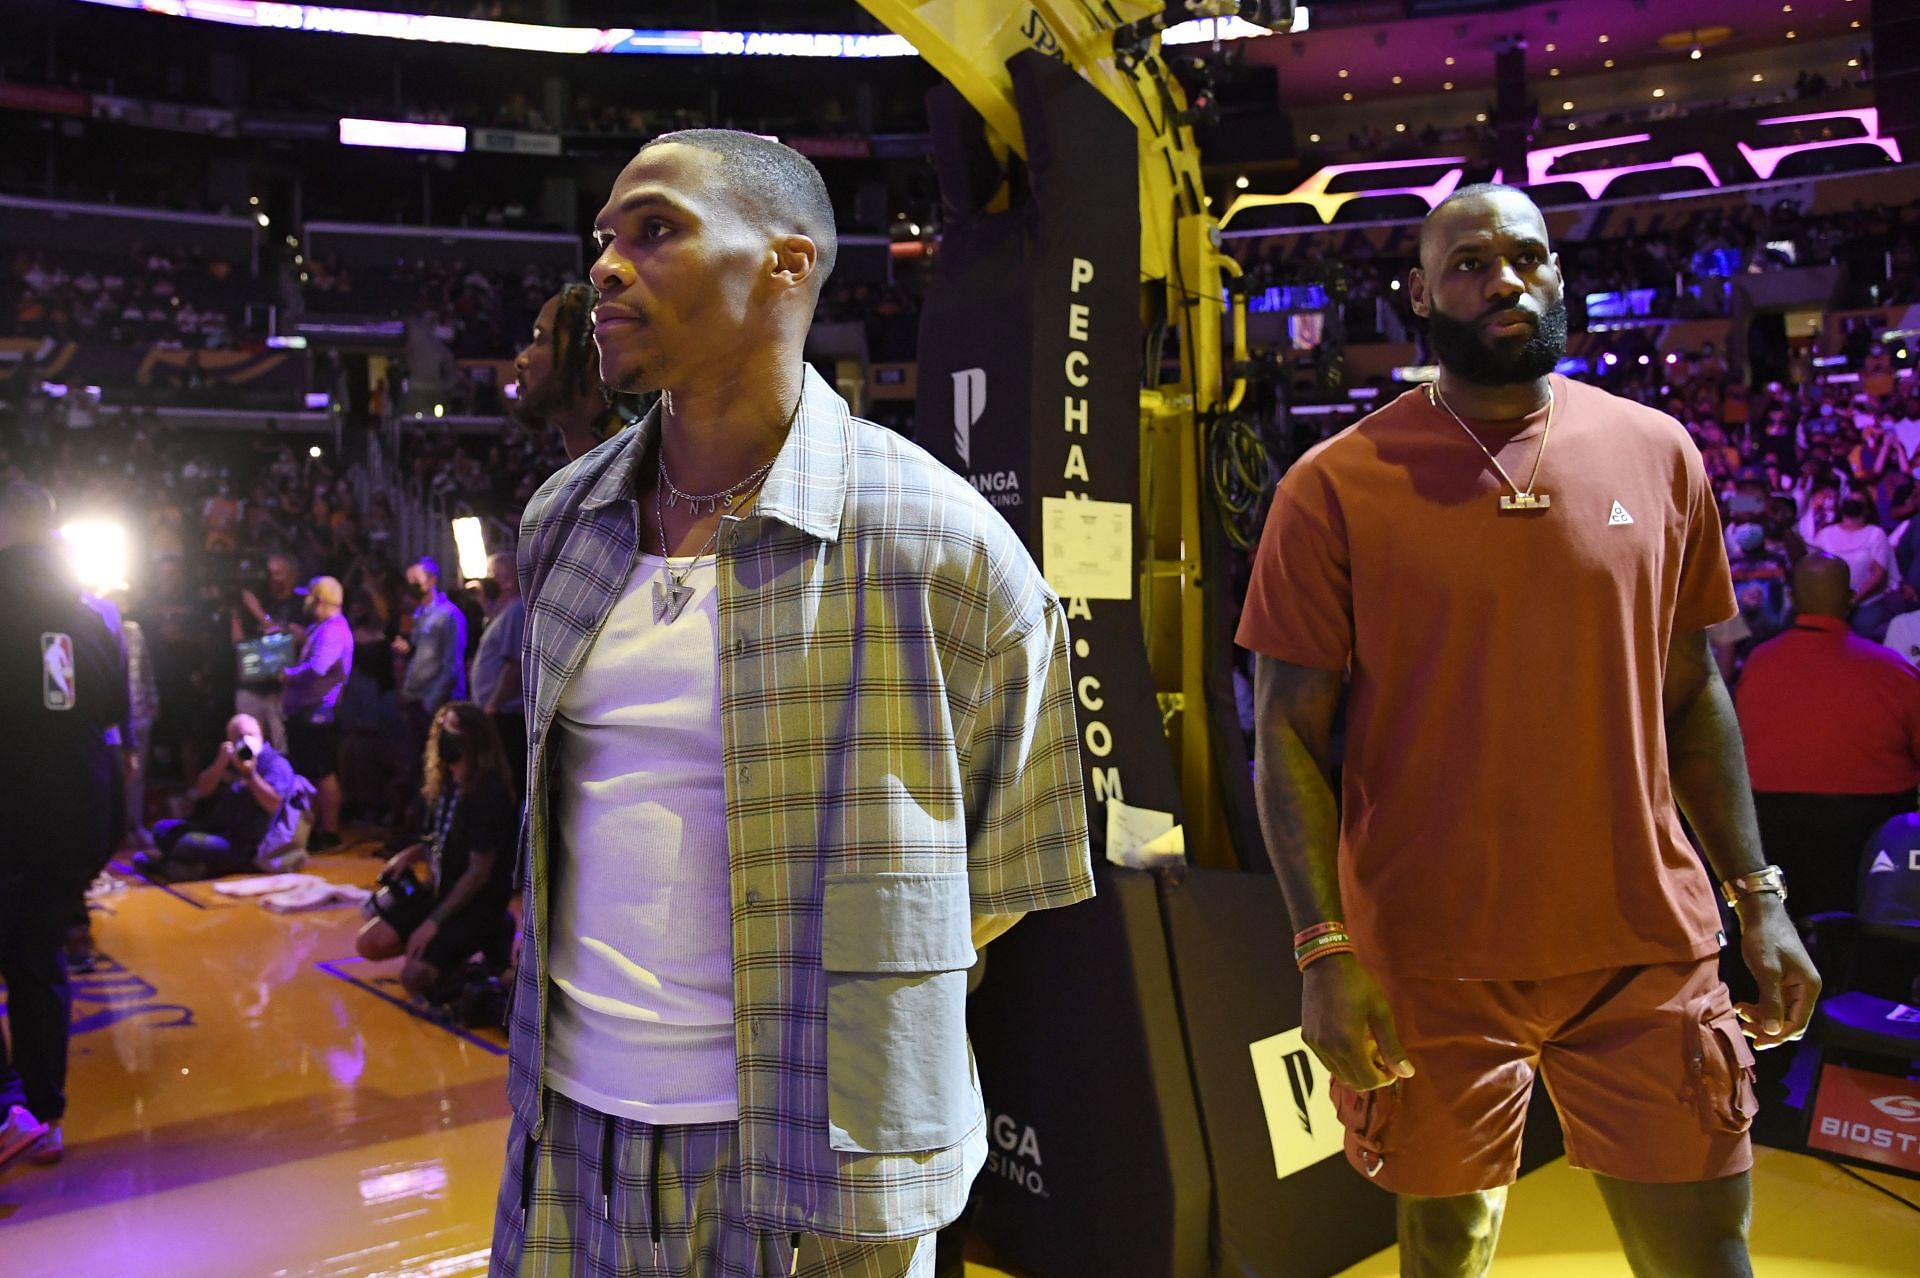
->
[599,1115,617,1223]
[649,1128,664,1267]
[790,1233,802,1276]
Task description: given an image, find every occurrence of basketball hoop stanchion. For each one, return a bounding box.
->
[857,0,1282,868]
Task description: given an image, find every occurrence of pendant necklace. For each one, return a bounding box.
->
[1427,379,1555,512]
[650,390,800,623]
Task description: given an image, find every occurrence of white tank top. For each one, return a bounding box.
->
[543,553,737,1123]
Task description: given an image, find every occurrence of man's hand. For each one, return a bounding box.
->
[233,750,257,781]
[1736,897,1820,1049]
[1301,954,1416,1091]
[406,919,438,963]
[215,741,237,773]
[391,636,412,657]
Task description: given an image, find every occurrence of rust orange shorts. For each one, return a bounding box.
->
[1329,957,1757,1197]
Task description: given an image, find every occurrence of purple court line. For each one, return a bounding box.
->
[315,956,508,1057]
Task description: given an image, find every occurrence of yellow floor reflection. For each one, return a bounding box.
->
[3,836,1910,1276]
[1332,1145,1917,1276]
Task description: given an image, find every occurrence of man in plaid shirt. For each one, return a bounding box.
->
[489,131,1094,1278]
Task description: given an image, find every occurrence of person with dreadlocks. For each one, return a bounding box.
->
[512,282,653,462]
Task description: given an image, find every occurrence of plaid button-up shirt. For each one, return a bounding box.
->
[508,365,1094,1240]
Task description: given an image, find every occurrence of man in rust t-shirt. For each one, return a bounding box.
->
[1237,184,1819,1277]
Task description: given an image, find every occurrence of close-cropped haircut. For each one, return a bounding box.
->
[1418,181,1542,265]
[640,128,839,286]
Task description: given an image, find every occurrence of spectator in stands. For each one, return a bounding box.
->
[1890,395,1920,463]
[281,575,352,853]
[201,479,241,553]
[137,713,298,882]
[355,701,515,1001]
[469,550,526,790]
[1727,518,1792,651]
[231,552,303,751]
[1813,496,1900,639]
[0,480,127,1173]
[1737,552,1920,917]
[392,556,466,823]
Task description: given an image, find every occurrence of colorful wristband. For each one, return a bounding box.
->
[1296,941,1356,972]
[1293,921,1348,947]
[1292,930,1353,964]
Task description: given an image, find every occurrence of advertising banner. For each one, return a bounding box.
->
[1807,1063,1920,1175]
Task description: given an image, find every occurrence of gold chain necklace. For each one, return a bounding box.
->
[1427,379,1555,512]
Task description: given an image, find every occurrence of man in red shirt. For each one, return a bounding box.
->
[1736,551,1920,916]
[1239,185,1819,1277]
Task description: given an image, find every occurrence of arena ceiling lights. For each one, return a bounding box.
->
[71,0,1303,57]
[339,117,467,153]
[1221,108,1906,229]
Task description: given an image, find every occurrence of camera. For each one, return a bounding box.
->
[234,741,254,763]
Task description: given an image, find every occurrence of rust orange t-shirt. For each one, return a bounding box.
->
[1237,375,1738,980]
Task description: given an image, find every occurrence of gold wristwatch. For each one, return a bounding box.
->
[1720,865,1788,909]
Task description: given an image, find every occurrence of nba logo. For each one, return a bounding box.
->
[42,632,75,710]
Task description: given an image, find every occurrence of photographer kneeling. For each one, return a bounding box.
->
[137,714,297,882]
[356,702,515,1001]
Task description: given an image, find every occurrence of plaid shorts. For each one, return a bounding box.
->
[489,1089,934,1278]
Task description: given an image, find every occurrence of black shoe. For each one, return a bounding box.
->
[307,831,343,853]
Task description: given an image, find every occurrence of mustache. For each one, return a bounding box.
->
[1480,303,1539,324]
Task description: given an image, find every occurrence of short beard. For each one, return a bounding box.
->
[1426,298,1569,387]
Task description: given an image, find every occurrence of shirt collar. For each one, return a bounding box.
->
[578,363,848,543]
[1794,614,1848,634]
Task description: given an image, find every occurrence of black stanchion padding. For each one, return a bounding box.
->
[966,867,1213,1278]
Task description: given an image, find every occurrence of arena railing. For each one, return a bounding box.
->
[0,193,259,274]
[302,220,583,275]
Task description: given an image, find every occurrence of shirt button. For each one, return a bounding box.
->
[734,635,747,656]
[745,889,761,906]
[738,764,750,784]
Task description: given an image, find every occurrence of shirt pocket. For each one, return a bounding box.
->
[820,870,978,1154]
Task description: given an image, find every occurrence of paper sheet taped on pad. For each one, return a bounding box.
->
[1248,1026,1347,1179]
[1105,798,1183,868]
[1041,497,1132,600]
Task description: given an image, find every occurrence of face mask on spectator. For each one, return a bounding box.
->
[439,733,465,765]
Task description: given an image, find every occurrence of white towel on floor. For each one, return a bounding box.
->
[260,882,372,914]
[212,874,324,898]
